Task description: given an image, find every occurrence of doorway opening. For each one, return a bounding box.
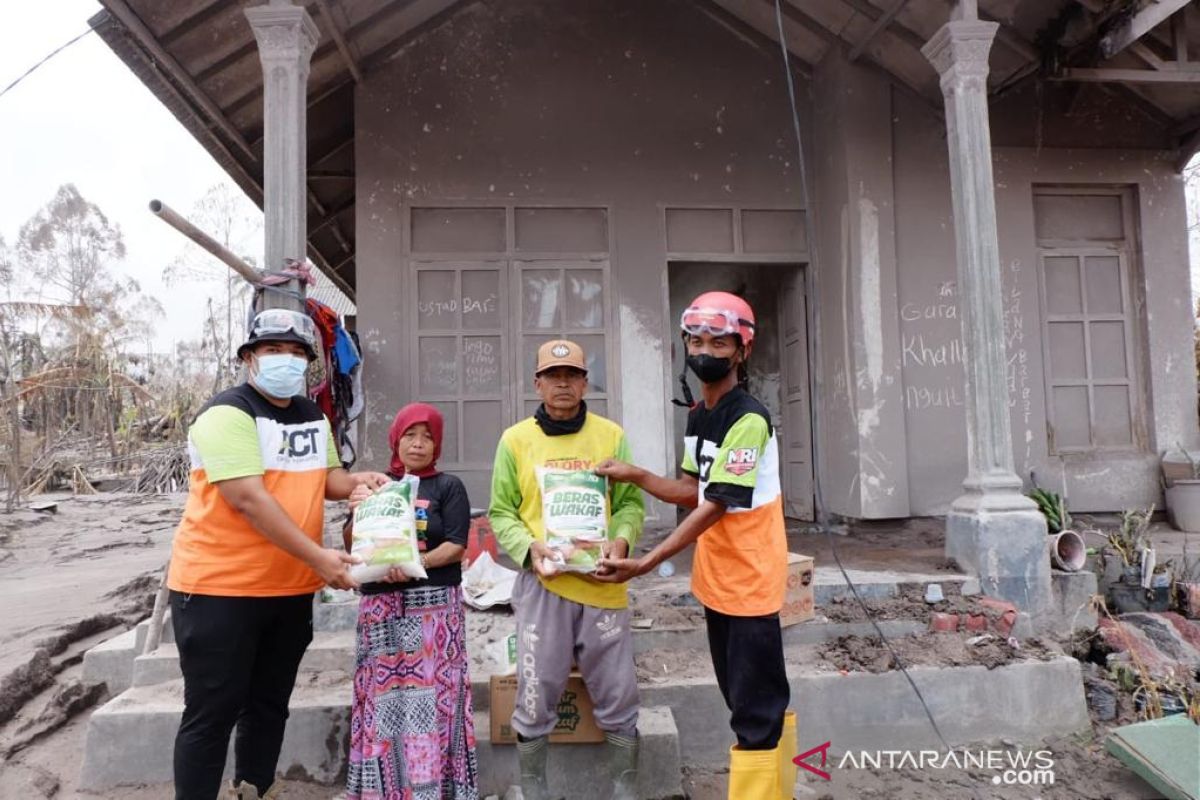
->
[667,261,814,520]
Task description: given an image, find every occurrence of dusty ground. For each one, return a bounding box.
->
[0,495,1181,799]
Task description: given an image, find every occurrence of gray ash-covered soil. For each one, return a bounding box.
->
[820,582,977,624]
[819,632,1062,673]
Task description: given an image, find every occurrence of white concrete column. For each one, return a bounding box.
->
[246,0,318,311]
[922,17,1031,514]
[923,6,1050,615]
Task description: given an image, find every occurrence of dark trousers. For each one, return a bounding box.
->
[705,606,790,750]
[170,591,314,800]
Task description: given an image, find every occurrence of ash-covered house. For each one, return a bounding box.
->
[92,0,1200,609]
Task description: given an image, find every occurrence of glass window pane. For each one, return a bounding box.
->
[429,401,459,463]
[575,334,606,393]
[418,337,458,395]
[1090,322,1128,380]
[522,335,555,392]
[417,271,458,329]
[462,401,503,464]
[463,336,502,395]
[522,270,561,329]
[1052,386,1090,449]
[1085,255,1123,314]
[462,270,501,330]
[1044,257,1082,314]
[1094,386,1133,447]
[565,270,605,329]
[1048,322,1086,379]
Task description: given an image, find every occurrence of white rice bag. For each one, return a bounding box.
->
[536,467,608,574]
[348,476,428,583]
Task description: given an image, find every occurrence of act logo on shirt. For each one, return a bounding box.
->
[725,447,758,476]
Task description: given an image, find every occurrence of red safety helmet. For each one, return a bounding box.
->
[680,291,756,345]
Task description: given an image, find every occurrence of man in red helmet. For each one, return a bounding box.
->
[595,291,793,799]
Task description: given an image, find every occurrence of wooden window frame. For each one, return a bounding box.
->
[404,203,616,470]
[1034,186,1146,455]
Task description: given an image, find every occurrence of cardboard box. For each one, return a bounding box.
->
[780,553,815,627]
[489,673,605,744]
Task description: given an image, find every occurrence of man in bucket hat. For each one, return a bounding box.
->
[168,308,389,800]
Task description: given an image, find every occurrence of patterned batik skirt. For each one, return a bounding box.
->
[346,584,479,800]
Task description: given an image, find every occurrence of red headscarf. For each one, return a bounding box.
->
[387,403,444,478]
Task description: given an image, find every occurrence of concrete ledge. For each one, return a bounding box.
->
[131,630,356,687]
[475,706,684,800]
[79,677,350,790]
[1044,570,1099,635]
[314,599,358,631]
[81,627,139,695]
[639,656,1091,767]
[814,568,969,605]
[81,681,679,798]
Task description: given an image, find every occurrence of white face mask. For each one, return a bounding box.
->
[251,353,307,398]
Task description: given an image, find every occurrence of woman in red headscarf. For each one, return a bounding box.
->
[342,403,479,800]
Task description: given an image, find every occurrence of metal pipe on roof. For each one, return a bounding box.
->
[149,199,263,286]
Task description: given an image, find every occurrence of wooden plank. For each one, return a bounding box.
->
[1173,8,1190,62]
[848,0,910,62]
[102,0,257,162]
[315,0,363,83]
[1100,0,1191,59]
[1056,66,1200,84]
[1129,41,1167,70]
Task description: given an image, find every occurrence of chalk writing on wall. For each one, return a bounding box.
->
[419,299,458,317]
[901,282,965,412]
[463,337,500,392]
[1004,259,1033,469]
[463,294,498,317]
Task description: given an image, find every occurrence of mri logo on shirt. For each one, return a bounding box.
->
[724,447,758,476]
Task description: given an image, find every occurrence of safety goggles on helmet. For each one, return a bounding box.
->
[680,306,755,339]
[248,308,317,349]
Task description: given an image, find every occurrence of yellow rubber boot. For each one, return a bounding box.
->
[728,745,780,800]
[777,711,797,799]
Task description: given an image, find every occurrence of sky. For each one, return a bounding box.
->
[0,0,262,352]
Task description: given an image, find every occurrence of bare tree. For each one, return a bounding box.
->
[17,184,127,307]
[163,183,261,387]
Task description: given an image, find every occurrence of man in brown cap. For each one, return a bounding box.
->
[488,339,645,800]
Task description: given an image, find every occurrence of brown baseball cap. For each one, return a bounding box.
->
[536,339,587,374]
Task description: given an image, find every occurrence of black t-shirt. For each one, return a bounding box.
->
[359,471,470,594]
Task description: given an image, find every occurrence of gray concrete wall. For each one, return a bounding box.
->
[992,147,1199,511]
[810,53,911,519]
[355,0,809,510]
[354,1,1199,520]
[892,87,1199,515]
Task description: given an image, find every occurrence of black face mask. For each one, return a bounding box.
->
[686,354,734,384]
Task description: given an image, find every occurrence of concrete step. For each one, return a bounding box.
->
[131,629,355,687]
[81,615,174,695]
[80,672,350,790]
[83,646,1090,789]
[80,677,684,800]
[813,567,972,605]
[475,706,683,799]
[641,655,1091,768]
[124,616,926,691]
